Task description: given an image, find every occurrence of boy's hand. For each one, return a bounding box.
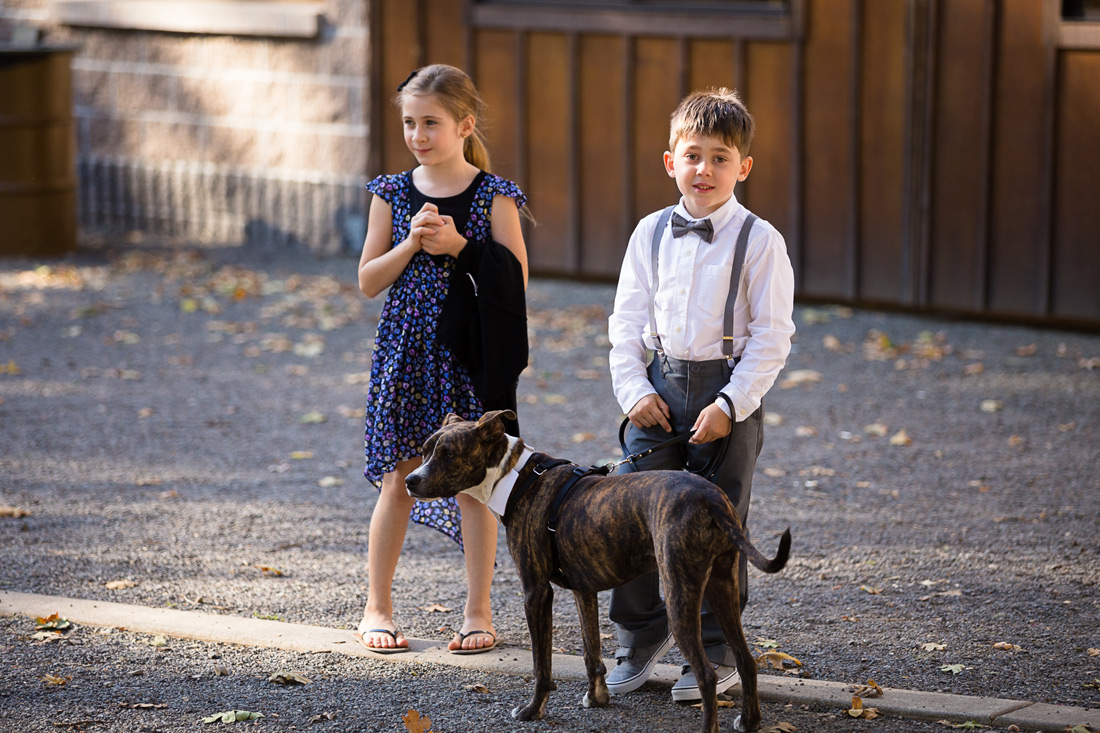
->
[420,214,467,257]
[628,394,672,433]
[689,403,732,444]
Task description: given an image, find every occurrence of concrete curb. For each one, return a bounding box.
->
[3,591,1098,732]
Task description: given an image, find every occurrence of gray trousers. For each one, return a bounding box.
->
[609,354,763,667]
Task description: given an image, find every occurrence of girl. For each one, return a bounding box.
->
[355,64,529,654]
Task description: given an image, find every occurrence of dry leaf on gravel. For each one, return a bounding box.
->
[255,566,284,576]
[846,696,880,719]
[402,709,433,733]
[118,702,167,709]
[1087,648,1100,657]
[921,642,946,652]
[940,663,965,675]
[760,724,798,733]
[202,710,264,724]
[268,672,311,685]
[35,614,72,631]
[756,651,802,670]
[889,429,912,446]
[850,679,883,698]
[980,400,1003,413]
[571,432,596,442]
[419,603,451,613]
[691,699,738,709]
[42,673,72,686]
[299,411,326,424]
[105,580,137,590]
[992,642,1021,651]
[465,683,491,693]
[780,369,823,389]
[0,505,30,518]
[318,476,344,488]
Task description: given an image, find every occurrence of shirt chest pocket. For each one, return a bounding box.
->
[696,263,734,318]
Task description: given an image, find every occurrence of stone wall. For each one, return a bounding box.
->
[0,0,370,253]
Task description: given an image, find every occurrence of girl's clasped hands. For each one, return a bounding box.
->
[410,202,467,257]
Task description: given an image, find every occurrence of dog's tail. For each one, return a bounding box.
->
[736,528,791,574]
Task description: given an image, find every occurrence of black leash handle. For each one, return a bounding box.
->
[614,392,735,480]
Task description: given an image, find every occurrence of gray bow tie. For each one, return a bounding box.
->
[670,212,714,243]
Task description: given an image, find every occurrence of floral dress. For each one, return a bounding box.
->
[363,170,527,549]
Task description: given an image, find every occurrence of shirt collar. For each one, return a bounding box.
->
[673,193,744,239]
[485,444,535,521]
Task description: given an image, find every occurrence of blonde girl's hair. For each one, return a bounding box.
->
[396,64,492,172]
[669,87,755,158]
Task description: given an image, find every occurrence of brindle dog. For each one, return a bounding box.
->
[405,410,791,733]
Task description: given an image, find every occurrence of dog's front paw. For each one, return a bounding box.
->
[733,713,760,732]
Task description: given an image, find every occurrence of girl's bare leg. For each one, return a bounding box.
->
[449,493,498,651]
[359,457,420,650]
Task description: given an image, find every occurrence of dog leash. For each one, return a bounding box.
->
[612,393,736,480]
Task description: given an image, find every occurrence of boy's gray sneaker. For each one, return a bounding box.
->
[605,633,675,695]
[670,663,740,701]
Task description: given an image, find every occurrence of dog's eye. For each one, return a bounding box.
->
[440,450,453,462]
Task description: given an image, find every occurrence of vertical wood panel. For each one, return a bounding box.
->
[423,0,466,69]
[525,32,571,272]
[473,29,521,181]
[381,0,420,176]
[858,0,907,302]
[1052,51,1100,321]
[688,38,737,93]
[579,35,629,278]
[745,42,796,248]
[987,0,1048,316]
[801,0,856,299]
[632,37,682,222]
[928,0,993,312]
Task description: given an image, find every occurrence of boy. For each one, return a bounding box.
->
[606,88,795,702]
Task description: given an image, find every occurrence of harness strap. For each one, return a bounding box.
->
[501,454,571,529]
[647,206,676,355]
[546,464,610,590]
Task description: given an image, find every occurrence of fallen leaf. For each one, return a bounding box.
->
[937,722,988,730]
[268,671,311,685]
[1015,344,1038,357]
[963,363,985,375]
[846,696,880,719]
[851,679,883,698]
[764,412,783,426]
[403,709,433,733]
[864,423,888,438]
[202,709,265,724]
[922,642,947,652]
[940,663,965,675]
[889,429,912,446]
[780,369,822,389]
[42,673,72,686]
[149,635,168,648]
[980,400,1003,413]
[255,565,284,576]
[756,651,802,670]
[691,699,738,709]
[760,724,799,733]
[35,614,72,631]
[823,334,843,351]
[544,394,568,405]
[309,712,337,724]
[795,425,818,437]
[755,638,781,649]
[419,603,451,613]
[465,683,491,693]
[992,642,1021,651]
[214,665,229,676]
[571,432,596,442]
[299,411,326,424]
[0,505,30,518]
[860,585,882,595]
[289,451,314,460]
[318,476,344,488]
[1087,648,1100,657]
[2,359,23,375]
[118,702,167,709]
[105,580,137,590]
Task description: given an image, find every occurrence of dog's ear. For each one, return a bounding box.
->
[442,412,465,426]
[477,410,515,427]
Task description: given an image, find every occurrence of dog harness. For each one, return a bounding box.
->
[505,454,609,590]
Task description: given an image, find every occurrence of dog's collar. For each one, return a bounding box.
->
[485,443,535,521]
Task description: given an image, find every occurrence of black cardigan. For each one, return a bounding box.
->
[437,238,528,406]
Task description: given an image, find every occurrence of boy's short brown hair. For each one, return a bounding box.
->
[669,87,755,158]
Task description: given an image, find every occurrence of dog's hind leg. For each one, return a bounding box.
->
[572,590,610,708]
[704,565,760,733]
[664,570,720,733]
[513,581,557,721]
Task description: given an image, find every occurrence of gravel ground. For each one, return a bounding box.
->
[1,239,1098,732]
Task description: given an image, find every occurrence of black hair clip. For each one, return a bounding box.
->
[397,68,420,93]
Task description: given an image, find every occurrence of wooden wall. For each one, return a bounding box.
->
[369,0,1100,327]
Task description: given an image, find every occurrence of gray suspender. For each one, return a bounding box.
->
[647,206,758,359]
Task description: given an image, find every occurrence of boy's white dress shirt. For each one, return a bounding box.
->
[608,193,796,423]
